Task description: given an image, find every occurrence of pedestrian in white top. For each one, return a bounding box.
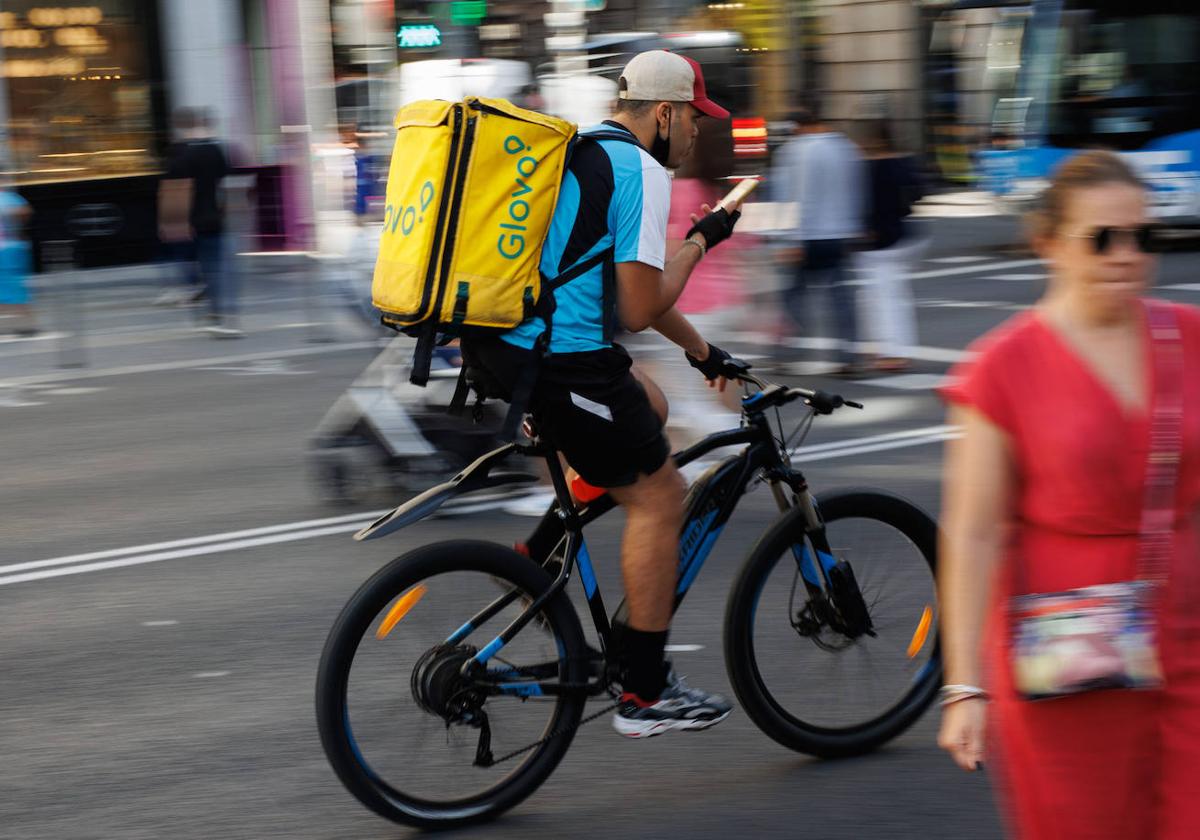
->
[772,106,866,376]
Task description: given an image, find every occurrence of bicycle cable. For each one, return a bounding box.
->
[783,410,817,463]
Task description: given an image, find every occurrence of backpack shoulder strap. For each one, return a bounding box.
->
[580,128,643,146]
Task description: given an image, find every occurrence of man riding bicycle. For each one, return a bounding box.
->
[467,50,744,737]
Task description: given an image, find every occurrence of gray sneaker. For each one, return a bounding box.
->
[613,670,732,738]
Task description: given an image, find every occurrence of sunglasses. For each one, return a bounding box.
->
[1067,225,1162,254]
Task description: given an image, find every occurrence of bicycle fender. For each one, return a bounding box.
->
[354,443,538,540]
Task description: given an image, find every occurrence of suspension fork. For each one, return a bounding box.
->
[770,471,834,593]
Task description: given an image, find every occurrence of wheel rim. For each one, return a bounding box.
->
[333,569,575,812]
[746,513,939,736]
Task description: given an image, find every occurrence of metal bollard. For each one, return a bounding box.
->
[44,239,86,368]
[303,239,333,344]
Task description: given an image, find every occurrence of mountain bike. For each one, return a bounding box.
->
[315,361,941,828]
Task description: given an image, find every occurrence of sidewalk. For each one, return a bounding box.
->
[2,256,383,387]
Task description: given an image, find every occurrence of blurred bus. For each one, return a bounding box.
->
[963,0,1200,220]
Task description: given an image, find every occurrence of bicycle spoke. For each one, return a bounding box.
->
[340,567,573,803]
[743,511,938,732]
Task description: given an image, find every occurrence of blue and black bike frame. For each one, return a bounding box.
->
[451,399,843,699]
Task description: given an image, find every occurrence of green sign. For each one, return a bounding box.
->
[450,0,486,25]
[398,24,442,49]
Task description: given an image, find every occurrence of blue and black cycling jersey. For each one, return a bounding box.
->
[501,122,671,354]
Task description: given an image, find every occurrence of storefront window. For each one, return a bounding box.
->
[1,2,160,184]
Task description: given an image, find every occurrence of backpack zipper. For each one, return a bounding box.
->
[430,108,477,326]
[411,104,464,322]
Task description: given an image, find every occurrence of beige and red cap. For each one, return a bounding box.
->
[617,50,730,120]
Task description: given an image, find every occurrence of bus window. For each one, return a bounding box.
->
[1045,2,1200,150]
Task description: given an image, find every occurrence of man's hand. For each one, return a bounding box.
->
[687,204,741,251]
[685,342,733,393]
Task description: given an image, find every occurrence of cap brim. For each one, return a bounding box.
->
[692,98,730,120]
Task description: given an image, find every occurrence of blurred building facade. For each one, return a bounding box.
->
[0,0,1029,269]
[0,0,342,267]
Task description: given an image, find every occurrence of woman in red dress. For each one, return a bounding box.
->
[937,150,1200,839]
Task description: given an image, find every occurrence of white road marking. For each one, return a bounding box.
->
[141,620,179,627]
[776,336,970,364]
[41,386,107,396]
[721,333,970,365]
[907,258,1042,281]
[0,340,378,388]
[192,671,230,679]
[196,359,312,376]
[0,387,45,407]
[0,509,389,576]
[800,430,960,461]
[664,644,705,653]
[855,374,950,391]
[0,331,65,344]
[918,299,1012,310]
[0,426,961,589]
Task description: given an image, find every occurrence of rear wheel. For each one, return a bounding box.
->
[724,490,940,758]
[316,540,588,828]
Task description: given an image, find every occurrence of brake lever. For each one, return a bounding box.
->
[845,400,864,410]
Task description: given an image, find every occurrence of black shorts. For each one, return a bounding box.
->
[464,337,669,488]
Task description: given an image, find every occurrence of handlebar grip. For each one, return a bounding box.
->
[806,390,844,415]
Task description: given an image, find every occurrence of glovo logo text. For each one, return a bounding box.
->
[497,134,538,260]
[383,181,435,238]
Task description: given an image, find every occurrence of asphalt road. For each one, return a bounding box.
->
[4,216,1198,839]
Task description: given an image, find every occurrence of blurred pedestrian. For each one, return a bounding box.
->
[155,107,201,308]
[339,122,376,227]
[0,176,36,336]
[517,83,545,113]
[772,105,866,376]
[856,119,928,373]
[172,107,237,337]
[938,150,1200,838]
[662,122,745,440]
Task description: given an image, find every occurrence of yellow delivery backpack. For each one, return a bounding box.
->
[372,96,641,435]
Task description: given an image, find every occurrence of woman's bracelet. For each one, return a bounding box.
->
[939,684,990,707]
[682,236,706,259]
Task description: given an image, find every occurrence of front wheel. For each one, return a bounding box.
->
[316,540,588,828]
[724,489,940,758]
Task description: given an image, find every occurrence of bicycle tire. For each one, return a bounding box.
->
[724,489,941,758]
[316,540,588,828]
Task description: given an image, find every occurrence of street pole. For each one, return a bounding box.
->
[45,239,87,369]
[0,36,11,172]
[546,0,588,79]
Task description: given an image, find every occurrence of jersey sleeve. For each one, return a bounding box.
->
[611,158,670,269]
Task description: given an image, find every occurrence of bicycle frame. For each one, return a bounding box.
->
[454,402,845,699]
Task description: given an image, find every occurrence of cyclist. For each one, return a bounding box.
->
[467,50,744,737]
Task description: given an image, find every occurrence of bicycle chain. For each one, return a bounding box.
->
[477,698,620,768]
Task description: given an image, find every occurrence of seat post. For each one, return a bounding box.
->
[543,447,578,521]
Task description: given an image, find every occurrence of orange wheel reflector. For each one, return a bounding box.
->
[907,605,934,659]
[376,584,428,640]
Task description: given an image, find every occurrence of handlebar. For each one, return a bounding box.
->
[721,357,863,416]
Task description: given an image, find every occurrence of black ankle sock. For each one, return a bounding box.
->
[611,621,668,702]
